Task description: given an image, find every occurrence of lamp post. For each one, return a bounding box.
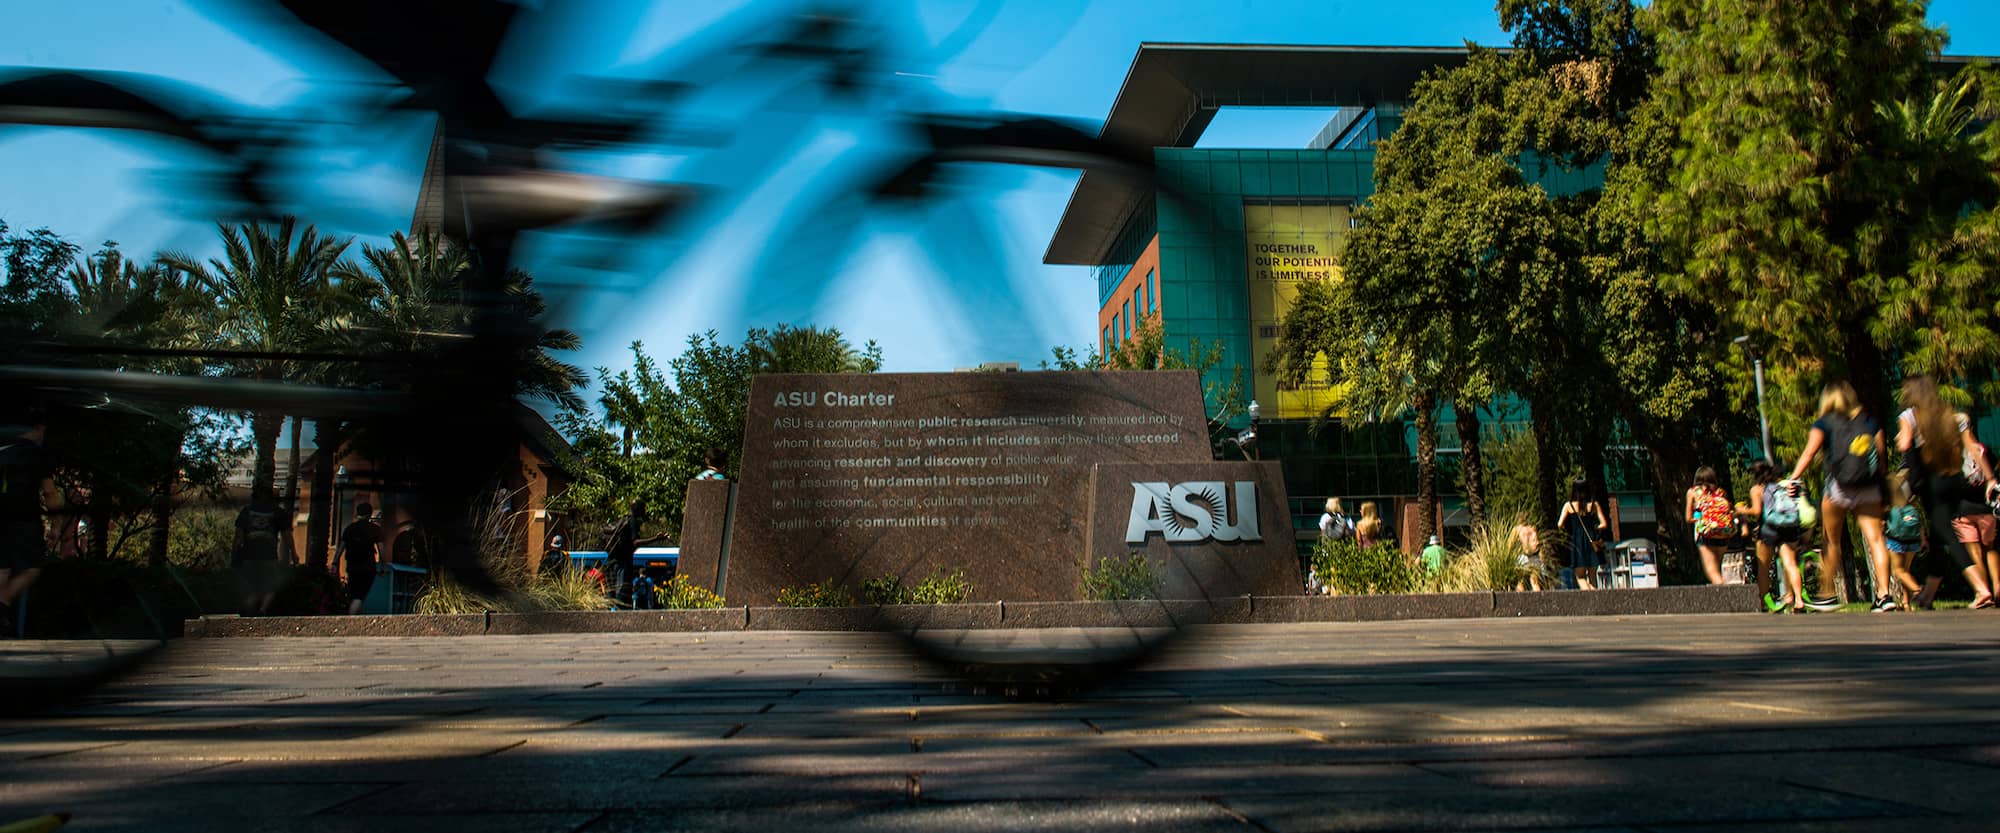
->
[332,465,349,572]
[1239,399,1261,460]
[1733,336,1772,463]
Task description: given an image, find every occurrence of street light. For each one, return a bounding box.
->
[1733,336,1773,463]
[1239,399,1261,460]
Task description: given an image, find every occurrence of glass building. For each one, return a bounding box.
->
[1046,44,1624,544]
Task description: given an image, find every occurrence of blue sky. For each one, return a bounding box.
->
[7,0,2000,392]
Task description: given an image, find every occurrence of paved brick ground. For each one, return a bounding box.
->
[5,612,2000,831]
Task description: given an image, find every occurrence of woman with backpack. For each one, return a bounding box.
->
[1786,381,1896,611]
[1556,478,1608,589]
[1894,376,1999,609]
[1685,467,1734,585]
[1745,460,1807,612]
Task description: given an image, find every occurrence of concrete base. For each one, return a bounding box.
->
[185,584,1763,637]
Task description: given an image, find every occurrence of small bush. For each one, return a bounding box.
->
[905,569,972,604]
[1433,515,1549,593]
[865,570,973,605]
[657,574,726,609]
[1311,538,1422,595]
[414,571,496,615]
[1081,552,1159,601]
[862,576,904,605]
[777,582,854,608]
[530,567,616,611]
[167,507,237,572]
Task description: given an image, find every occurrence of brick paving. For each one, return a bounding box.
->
[4,613,2000,831]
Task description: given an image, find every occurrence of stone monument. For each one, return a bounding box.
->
[678,370,1300,604]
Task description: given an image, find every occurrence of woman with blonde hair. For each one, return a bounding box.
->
[1355,501,1385,548]
[1318,497,1351,543]
[1786,381,1895,611]
[1895,376,2000,609]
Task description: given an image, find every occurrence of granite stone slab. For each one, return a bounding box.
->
[726,371,1213,606]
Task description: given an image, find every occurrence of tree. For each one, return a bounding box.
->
[1048,313,1250,441]
[1642,0,1998,438]
[307,230,588,569]
[161,218,357,511]
[553,325,879,542]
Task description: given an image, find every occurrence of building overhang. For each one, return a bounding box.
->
[1043,43,1474,266]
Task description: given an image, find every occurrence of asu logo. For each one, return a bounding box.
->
[1124,481,1261,544]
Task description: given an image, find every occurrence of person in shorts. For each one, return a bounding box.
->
[1,412,55,638]
[335,501,383,615]
[1787,381,1895,611]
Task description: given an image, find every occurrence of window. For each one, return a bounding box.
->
[1102,326,1111,350]
[1147,269,1157,314]
[1122,299,1133,340]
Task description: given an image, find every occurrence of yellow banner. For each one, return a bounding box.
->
[1245,203,1350,419]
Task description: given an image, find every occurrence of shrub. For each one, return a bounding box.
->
[1081,552,1159,601]
[1311,538,1422,595]
[862,575,904,605]
[657,574,726,609]
[1433,515,1549,593]
[865,569,973,605]
[167,507,238,572]
[777,582,853,608]
[905,569,972,604]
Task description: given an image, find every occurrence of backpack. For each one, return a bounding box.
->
[1886,504,1924,543]
[237,506,280,562]
[1825,415,1884,487]
[1762,483,1800,529]
[1693,488,1734,538]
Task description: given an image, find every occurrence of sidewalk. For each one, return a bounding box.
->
[3,614,1997,831]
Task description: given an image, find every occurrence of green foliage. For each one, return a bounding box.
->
[656,574,727,609]
[863,570,973,605]
[1479,426,1543,523]
[1045,314,1249,431]
[1080,552,1160,601]
[553,325,880,542]
[1310,538,1423,596]
[776,582,855,608]
[1641,0,2000,431]
[165,506,238,572]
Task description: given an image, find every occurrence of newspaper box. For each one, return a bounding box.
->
[1609,539,1658,589]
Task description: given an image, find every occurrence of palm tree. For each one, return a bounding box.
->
[161,217,356,512]
[299,230,586,568]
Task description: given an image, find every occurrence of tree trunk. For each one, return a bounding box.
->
[1455,402,1487,533]
[148,474,173,568]
[1414,391,1440,548]
[88,499,110,560]
[250,411,282,501]
[1841,327,1895,429]
[1579,426,1609,508]
[306,419,345,572]
[286,416,303,512]
[1530,403,1562,533]
[1643,431,1697,583]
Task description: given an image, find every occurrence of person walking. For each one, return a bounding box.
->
[1894,376,1999,609]
[1,412,56,638]
[1354,501,1385,549]
[1318,498,1351,543]
[1744,460,1807,612]
[1685,467,1734,585]
[604,501,668,608]
[1898,398,1999,597]
[1786,381,1896,611]
[540,534,571,578]
[334,501,383,615]
[1557,478,1609,589]
[1882,471,1931,610]
[233,486,294,616]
